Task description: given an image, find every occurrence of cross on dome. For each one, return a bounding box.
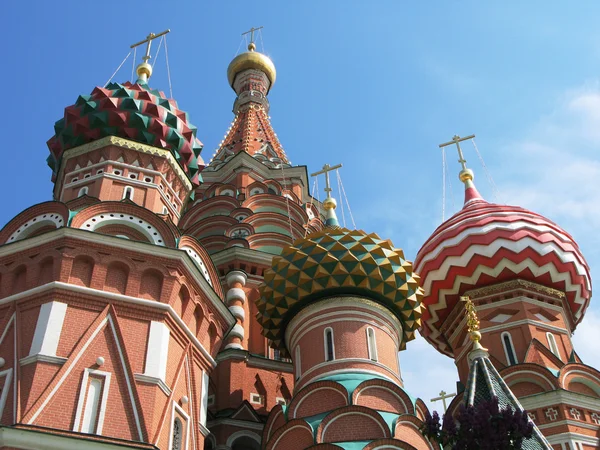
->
[241,26,263,51]
[129,29,170,82]
[310,163,342,228]
[439,133,484,205]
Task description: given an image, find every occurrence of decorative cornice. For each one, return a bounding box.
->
[55,136,192,196]
[464,279,566,301]
[134,374,171,396]
[19,354,67,367]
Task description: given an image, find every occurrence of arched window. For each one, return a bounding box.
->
[367,327,378,362]
[324,328,335,362]
[171,417,182,450]
[123,186,134,201]
[546,332,561,359]
[501,331,518,366]
[295,346,301,380]
[78,186,89,197]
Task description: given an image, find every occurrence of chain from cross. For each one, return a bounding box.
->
[310,163,343,198]
[439,134,476,172]
[242,26,264,45]
[130,29,170,63]
[430,390,456,412]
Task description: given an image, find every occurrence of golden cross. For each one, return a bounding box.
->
[439,134,475,172]
[130,29,171,63]
[311,163,343,198]
[431,390,456,412]
[241,26,264,45]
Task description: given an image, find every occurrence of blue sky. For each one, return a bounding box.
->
[2,2,600,411]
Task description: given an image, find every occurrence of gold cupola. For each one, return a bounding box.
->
[227,42,277,90]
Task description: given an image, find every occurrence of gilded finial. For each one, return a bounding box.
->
[461,296,487,351]
[242,26,263,52]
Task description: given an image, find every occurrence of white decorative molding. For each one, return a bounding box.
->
[167,401,190,450]
[144,321,170,382]
[226,288,246,304]
[134,373,171,396]
[545,407,558,421]
[226,270,247,287]
[200,370,209,427]
[20,354,67,366]
[228,305,245,321]
[228,323,245,340]
[29,301,68,359]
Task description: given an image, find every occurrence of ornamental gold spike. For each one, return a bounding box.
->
[461,296,487,351]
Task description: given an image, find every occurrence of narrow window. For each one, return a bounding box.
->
[324,328,335,361]
[81,378,102,433]
[501,332,518,366]
[123,186,134,201]
[367,327,378,362]
[295,346,301,380]
[78,186,89,197]
[546,333,561,359]
[171,417,182,450]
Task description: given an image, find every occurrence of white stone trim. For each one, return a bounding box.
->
[503,370,557,391]
[199,370,209,427]
[519,389,600,411]
[538,419,599,432]
[224,343,244,350]
[20,354,67,366]
[134,373,171,396]
[295,345,301,381]
[73,368,111,434]
[29,301,68,358]
[143,321,170,382]
[181,246,212,285]
[1,282,217,368]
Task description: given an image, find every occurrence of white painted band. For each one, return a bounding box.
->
[226,288,246,304]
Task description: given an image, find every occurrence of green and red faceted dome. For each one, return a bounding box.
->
[47,81,205,184]
[414,183,592,356]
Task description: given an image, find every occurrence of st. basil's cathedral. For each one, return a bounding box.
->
[0,30,597,450]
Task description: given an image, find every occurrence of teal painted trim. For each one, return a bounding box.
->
[67,209,78,226]
[335,441,371,450]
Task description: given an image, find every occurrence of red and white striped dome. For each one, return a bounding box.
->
[414,179,592,356]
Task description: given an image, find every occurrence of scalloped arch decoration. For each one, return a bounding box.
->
[7,213,65,243]
[79,213,165,246]
[180,245,212,286]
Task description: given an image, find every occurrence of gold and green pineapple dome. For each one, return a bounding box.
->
[257,227,424,354]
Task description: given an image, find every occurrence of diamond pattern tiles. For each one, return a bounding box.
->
[257,227,424,354]
[47,81,205,184]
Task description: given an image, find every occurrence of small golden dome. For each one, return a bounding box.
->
[227,44,276,88]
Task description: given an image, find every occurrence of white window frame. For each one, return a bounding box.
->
[123,186,134,201]
[324,327,335,362]
[501,331,518,365]
[546,332,561,359]
[168,401,189,450]
[73,368,112,434]
[78,186,89,197]
[250,393,264,405]
[367,327,378,362]
[199,370,209,427]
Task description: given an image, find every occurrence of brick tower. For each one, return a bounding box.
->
[177,37,322,449]
[255,193,439,449]
[0,33,234,449]
[415,138,600,450]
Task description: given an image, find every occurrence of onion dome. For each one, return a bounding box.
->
[257,227,424,354]
[227,42,276,90]
[414,171,592,356]
[47,80,205,184]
